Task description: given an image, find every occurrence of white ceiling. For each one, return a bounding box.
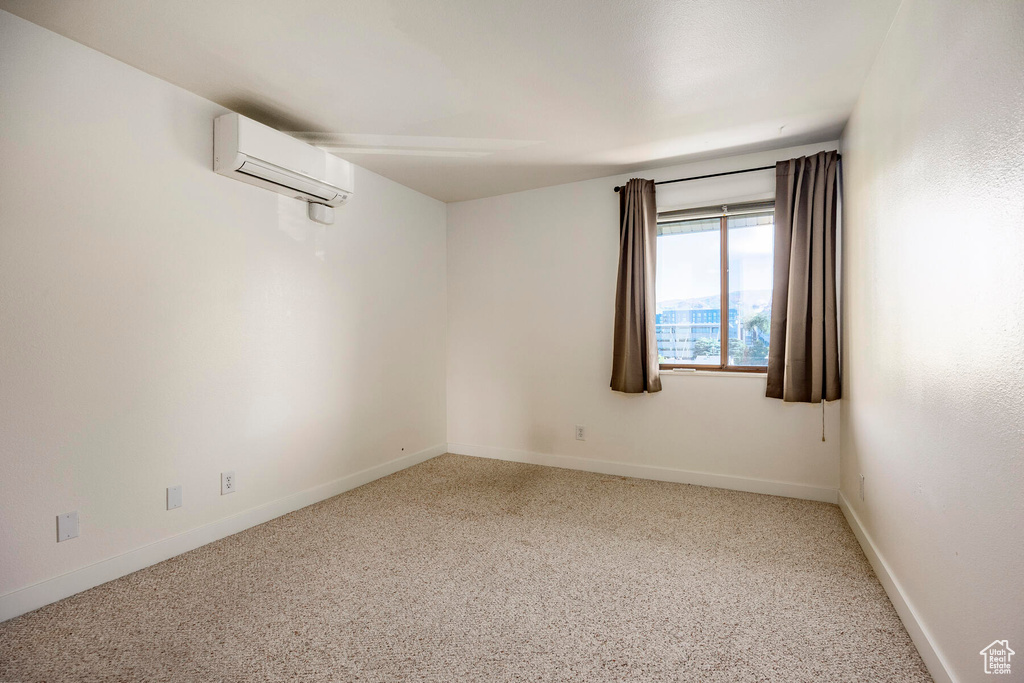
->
[0,0,901,202]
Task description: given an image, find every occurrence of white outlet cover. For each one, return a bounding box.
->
[575,424,586,441]
[57,511,79,542]
[221,471,236,495]
[167,485,183,510]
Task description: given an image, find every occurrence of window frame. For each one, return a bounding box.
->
[656,203,774,374]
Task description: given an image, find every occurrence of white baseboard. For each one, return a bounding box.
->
[838,491,955,683]
[0,443,447,623]
[447,442,837,504]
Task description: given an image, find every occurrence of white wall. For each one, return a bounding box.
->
[839,0,1024,680]
[0,11,447,603]
[447,143,840,500]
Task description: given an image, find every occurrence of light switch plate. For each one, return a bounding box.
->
[167,485,183,510]
[221,471,236,495]
[57,511,79,542]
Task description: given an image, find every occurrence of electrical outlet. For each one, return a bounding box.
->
[575,424,586,441]
[221,471,236,495]
[859,474,865,501]
[167,485,183,510]
[57,511,79,542]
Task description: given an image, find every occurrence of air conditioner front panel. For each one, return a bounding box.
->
[213,113,353,207]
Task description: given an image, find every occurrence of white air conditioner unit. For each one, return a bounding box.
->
[214,113,353,224]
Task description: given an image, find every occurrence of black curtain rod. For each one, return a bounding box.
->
[613,164,776,192]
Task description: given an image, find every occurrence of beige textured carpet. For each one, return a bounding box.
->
[0,454,930,682]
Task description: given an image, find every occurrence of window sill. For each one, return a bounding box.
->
[660,368,767,378]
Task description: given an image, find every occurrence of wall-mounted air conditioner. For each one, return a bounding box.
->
[214,113,353,224]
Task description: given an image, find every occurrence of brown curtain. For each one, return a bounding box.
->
[766,151,841,402]
[610,179,662,394]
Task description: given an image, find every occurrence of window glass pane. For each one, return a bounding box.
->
[656,219,721,365]
[727,211,774,366]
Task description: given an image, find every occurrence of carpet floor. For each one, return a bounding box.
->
[0,454,930,682]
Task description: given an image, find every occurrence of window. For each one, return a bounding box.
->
[655,202,774,371]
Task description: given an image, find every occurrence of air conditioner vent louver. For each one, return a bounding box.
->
[236,160,337,203]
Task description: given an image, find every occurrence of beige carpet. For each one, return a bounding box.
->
[0,454,930,682]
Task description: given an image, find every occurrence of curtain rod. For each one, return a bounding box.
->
[613,165,776,192]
